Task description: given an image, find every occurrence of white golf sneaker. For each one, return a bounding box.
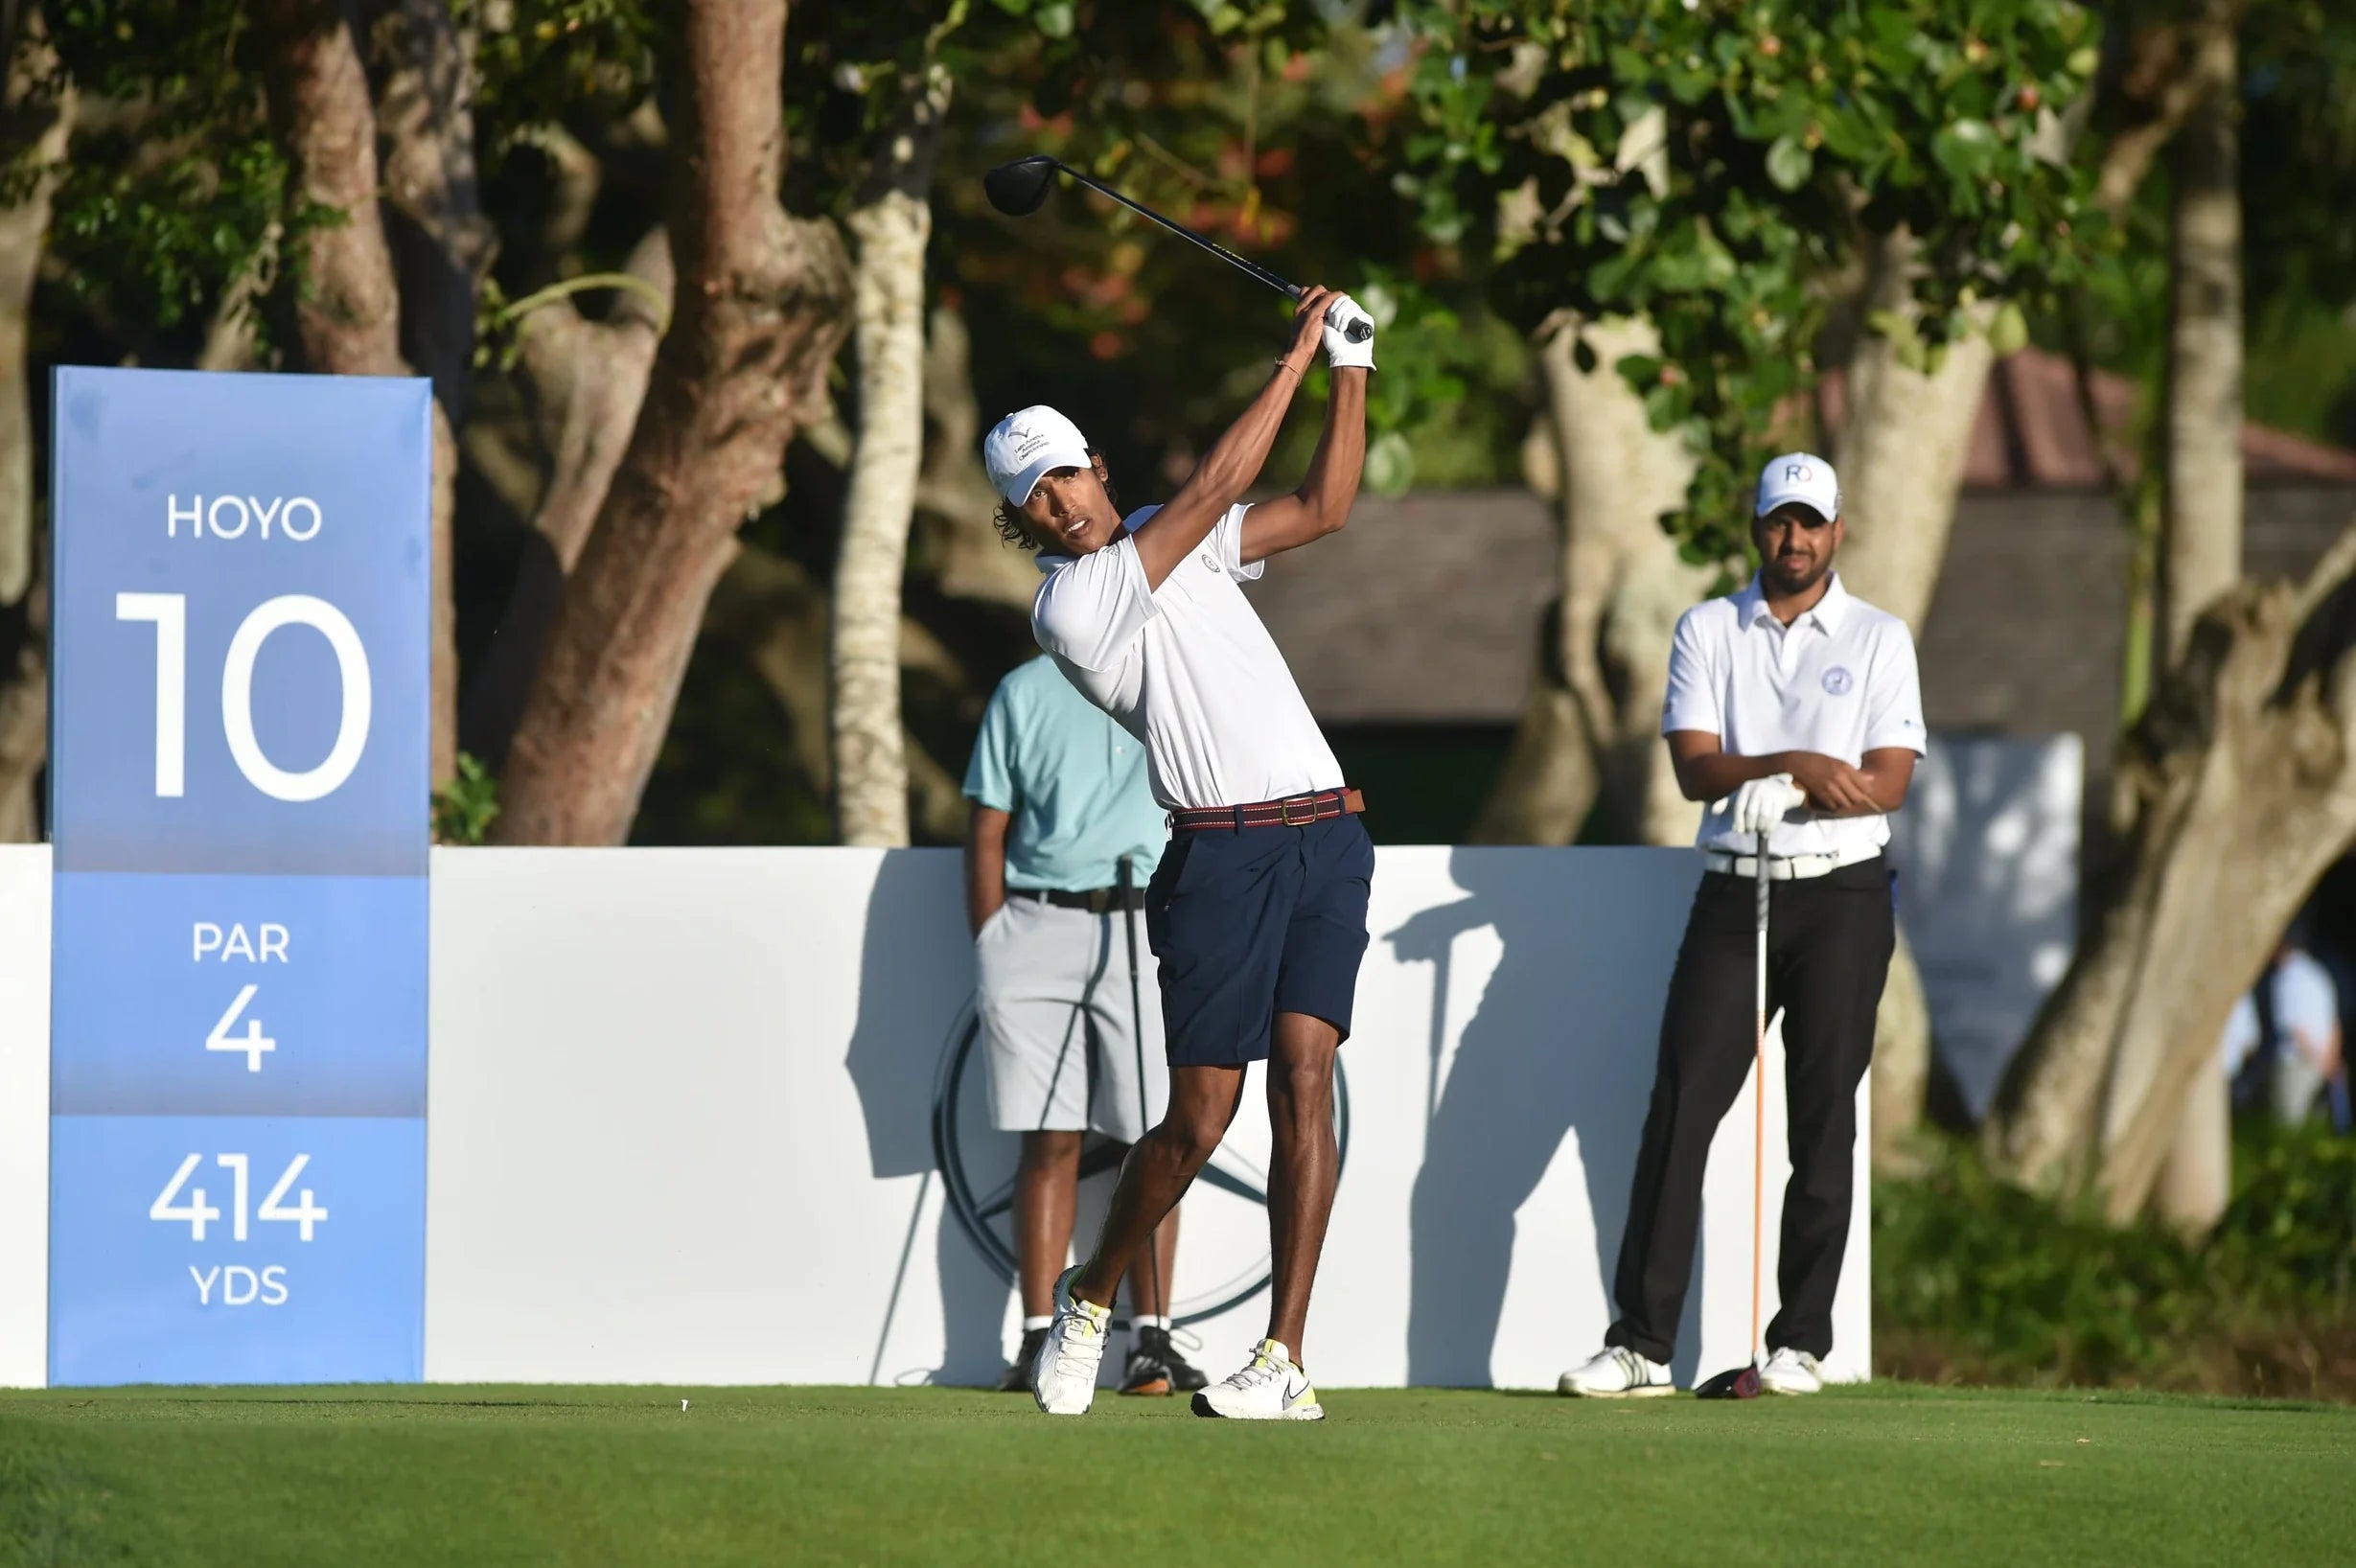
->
[1190,1339,1324,1420]
[1759,1348,1822,1395]
[1030,1266,1111,1416]
[1557,1346,1675,1397]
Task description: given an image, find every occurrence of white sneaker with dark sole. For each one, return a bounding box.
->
[1759,1347,1822,1395]
[1557,1346,1675,1397]
[1030,1266,1111,1416]
[1190,1339,1324,1420]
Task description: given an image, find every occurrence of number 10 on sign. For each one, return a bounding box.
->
[116,591,373,803]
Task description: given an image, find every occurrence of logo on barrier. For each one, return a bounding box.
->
[928,993,1350,1329]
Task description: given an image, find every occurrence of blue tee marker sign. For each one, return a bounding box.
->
[48,367,431,1384]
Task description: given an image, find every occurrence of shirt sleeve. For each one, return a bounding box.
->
[1217,503,1265,582]
[962,680,1018,813]
[2278,957,2340,1039]
[1865,622,1928,755]
[1660,607,1720,737]
[1031,536,1158,672]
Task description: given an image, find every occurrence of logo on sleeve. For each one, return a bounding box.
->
[1821,665,1855,697]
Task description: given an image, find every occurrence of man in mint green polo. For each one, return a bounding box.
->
[964,655,1204,1397]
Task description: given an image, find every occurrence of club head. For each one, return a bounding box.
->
[983,154,1062,218]
[1693,1365,1763,1400]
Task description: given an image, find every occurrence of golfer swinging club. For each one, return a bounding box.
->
[1559,452,1923,1398]
[983,285,1374,1420]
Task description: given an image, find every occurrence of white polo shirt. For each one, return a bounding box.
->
[1662,572,1926,856]
[1030,503,1343,812]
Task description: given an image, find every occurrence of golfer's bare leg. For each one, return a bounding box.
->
[1265,1011,1341,1362]
[1128,1210,1181,1321]
[1073,1065,1244,1309]
[1272,1007,1347,1365]
[1013,1130,1082,1319]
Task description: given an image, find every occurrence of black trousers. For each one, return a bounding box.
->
[1605,857,1895,1363]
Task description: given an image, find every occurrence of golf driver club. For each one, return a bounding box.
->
[983,153,1373,342]
[1696,828,1771,1401]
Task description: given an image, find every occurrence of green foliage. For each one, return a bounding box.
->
[37,2,295,345]
[464,0,664,146]
[1392,0,2104,565]
[1875,1133,2356,1394]
[431,753,502,845]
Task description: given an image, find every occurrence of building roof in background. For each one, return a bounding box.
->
[1816,347,2356,490]
[1251,485,2356,727]
[1253,360,2356,726]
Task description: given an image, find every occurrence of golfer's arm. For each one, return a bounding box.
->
[1131,360,1307,588]
[1824,748,1916,818]
[1240,367,1368,563]
[1666,733,1805,803]
[965,805,1010,935]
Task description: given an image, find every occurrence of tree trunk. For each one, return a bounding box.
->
[1831,227,1999,1169]
[0,12,66,841]
[1987,526,2356,1218]
[1832,229,1998,637]
[2157,6,2242,668]
[1471,315,1701,846]
[461,227,672,764]
[492,0,852,845]
[2129,2,2243,1229]
[830,69,948,848]
[917,303,1037,613]
[258,0,459,786]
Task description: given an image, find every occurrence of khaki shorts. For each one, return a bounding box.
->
[976,896,1167,1141]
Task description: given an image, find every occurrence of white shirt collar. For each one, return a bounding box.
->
[1738,571,1850,635]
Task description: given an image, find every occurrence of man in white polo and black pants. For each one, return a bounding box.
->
[1560,451,1924,1398]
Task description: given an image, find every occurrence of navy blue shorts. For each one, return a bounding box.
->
[1144,813,1375,1067]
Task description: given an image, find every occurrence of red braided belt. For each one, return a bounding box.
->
[1167,788,1366,834]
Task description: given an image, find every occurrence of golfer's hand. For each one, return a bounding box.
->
[1281,287,1338,377]
[1713,773,1806,835]
[1782,753,1878,816]
[1323,293,1375,371]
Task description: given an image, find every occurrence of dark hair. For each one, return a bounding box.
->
[994,450,1118,551]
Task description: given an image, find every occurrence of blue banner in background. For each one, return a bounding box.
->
[48,366,431,1386]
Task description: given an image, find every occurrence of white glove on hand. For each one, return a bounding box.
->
[1323,293,1375,371]
[1712,772,1806,837]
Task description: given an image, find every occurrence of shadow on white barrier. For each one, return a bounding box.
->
[2,842,1865,1388]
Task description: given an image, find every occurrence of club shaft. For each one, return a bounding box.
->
[1055,165,1303,301]
[1752,833,1769,1371]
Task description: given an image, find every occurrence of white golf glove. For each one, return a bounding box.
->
[1323,293,1375,371]
[1713,772,1806,836]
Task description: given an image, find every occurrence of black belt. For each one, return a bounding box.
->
[1009,886,1145,914]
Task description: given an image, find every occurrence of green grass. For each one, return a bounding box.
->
[3,1384,2351,1566]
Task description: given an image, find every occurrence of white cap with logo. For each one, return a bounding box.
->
[983,404,1093,507]
[1754,451,1841,522]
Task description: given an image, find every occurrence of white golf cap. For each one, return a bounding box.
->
[983,404,1092,507]
[1754,451,1841,522]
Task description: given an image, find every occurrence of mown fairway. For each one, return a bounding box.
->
[3,1383,2350,1566]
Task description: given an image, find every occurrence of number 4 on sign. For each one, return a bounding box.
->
[258,1154,327,1241]
[206,983,275,1072]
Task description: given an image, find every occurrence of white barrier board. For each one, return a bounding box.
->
[3,844,1867,1388]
